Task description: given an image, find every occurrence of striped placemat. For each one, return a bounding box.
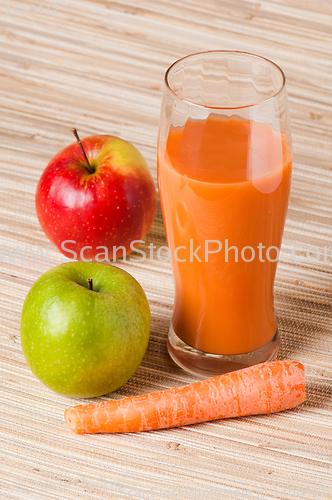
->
[0,0,331,498]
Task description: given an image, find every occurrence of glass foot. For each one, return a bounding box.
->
[167,325,280,377]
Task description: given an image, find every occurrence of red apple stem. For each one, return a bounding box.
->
[71,128,94,173]
[87,278,93,291]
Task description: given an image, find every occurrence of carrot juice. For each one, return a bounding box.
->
[158,114,292,355]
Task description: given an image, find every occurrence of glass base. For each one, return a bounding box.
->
[167,325,280,378]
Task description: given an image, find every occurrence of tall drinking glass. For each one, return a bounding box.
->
[157,51,292,377]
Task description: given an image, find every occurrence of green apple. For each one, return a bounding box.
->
[20,262,150,398]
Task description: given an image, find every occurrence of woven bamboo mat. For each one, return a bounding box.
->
[1,0,332,498]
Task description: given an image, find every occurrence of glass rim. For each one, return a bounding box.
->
[164,50,286,110]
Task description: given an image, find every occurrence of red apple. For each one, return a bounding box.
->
[35,132,157,261]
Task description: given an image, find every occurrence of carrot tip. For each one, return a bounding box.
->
[64,409,81,434]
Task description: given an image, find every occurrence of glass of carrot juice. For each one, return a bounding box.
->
[157,51,292,377]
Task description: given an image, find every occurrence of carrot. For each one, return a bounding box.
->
[64,360,305,434]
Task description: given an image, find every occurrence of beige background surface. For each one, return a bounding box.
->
[0,0,332,499]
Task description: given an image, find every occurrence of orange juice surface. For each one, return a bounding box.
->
[158,115,292,355]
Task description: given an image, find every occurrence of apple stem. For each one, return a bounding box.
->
[87,278,93,291]
[71,128,94,173]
